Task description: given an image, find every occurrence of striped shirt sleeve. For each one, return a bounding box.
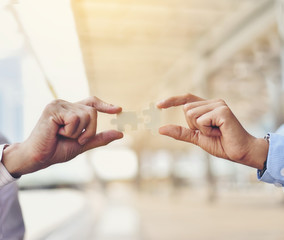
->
[0,144,16,188]
[258,133,284,187]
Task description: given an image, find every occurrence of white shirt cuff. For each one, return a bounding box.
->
[0,144,17,188]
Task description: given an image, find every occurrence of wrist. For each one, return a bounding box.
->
[244,137,269,169]
[2,143,28,178]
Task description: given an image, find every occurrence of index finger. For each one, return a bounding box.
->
[78,96,122,114]
[156,93,205,109]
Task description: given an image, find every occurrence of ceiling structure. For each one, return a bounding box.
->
[70,0,281,150]
[71,1,276,100]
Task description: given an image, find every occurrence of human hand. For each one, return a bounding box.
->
[157,93,268,169]
[2,96,123,177]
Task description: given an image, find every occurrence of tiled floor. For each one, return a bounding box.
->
[20,183,284,240]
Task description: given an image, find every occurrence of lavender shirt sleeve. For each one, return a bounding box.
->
[0,143,25,239]
[0,144,16,188]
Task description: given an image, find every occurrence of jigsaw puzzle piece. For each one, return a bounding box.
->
[142,103,162,132]
[111,111,143,131]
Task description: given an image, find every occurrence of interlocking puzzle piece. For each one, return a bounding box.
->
[142,103,162,132]
[111,111,143,131]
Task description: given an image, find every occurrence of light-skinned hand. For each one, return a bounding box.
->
[157,93,268,169]
[2,96,123,177]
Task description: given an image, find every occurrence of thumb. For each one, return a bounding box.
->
[159,124,199,144]
[83,130,123,151]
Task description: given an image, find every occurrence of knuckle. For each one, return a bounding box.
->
[89,96,97,102]
[175,126,184,140]
[218,105,231,115]
[45,99,64,111]
[186,109,196,119]
[83,96,98,107]
[183,102,194,111]
[69,114,80,125]
[87,107,97,117]
[89,96,100,104]
[180,127,189,139]
[51,99,65,106]
[214,98,226,105]
[183,103,192,111]
[196,117,203,125]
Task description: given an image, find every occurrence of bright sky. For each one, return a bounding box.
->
[17,0,89,97]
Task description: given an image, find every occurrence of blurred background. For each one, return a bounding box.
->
[1,0,284,239]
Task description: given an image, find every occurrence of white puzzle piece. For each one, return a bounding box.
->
[143,103,162,132]
[111,111,143,131]
[111,103,162,133]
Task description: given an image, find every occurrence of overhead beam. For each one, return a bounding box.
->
[207,0,276,75]
[159,0,276,93]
